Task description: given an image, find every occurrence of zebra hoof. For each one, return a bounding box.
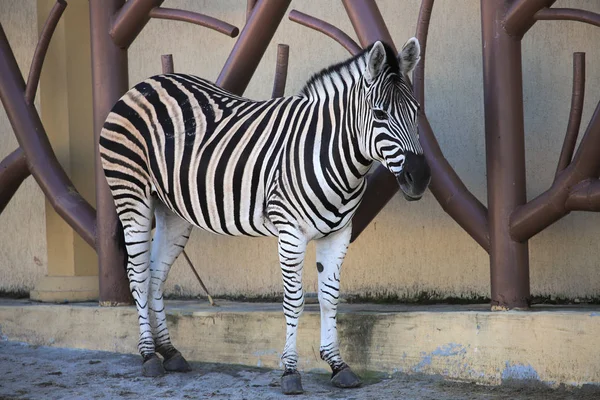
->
[163,351,191,372]
[281,370,304,395]
[142,354,165,377]
[331,366,361,388]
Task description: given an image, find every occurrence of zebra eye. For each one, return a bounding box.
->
[373,109,388,120]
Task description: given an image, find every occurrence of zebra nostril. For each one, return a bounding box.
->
[405,171,414,185]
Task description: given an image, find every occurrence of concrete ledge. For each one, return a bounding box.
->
[30,276,99,302]
[0,299,598,387]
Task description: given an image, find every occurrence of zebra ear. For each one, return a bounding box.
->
[398,37,421,75]
[365,41,386,83]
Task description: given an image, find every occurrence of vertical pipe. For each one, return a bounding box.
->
[271,44,289,98]
[161,54,174,74]
[481,0,530,310]
[89,0,132,305]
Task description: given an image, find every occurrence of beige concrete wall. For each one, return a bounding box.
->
[1,0,600,300]
[0,1,47,294]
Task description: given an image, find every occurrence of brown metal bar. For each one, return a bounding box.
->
[482,0,530,310]
[556,52,585,177]
[566,179,600,212]
[216,0,291,94]
[0,24,96,248]
[271,44,289,98]
[535,7,600,28]
[90,0,132,305]
[341,0,396,51]
[413,0,434,111]
[110,0,164,49]
[288,10,361,56]
[161,53,174,74]
[0,148,29,215]
[503,0,556,37]
[25,0,67,104]
[148,8,239,38]
[510,99,600,241]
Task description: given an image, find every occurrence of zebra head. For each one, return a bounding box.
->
[361,39,431,201]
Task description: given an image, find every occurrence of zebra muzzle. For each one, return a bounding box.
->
[395,152,431,201]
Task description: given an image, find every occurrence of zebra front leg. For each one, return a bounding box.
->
[315,224,361,388]
[278,230,307,395]
[149,202,193,372]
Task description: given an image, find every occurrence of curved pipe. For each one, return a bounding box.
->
[288,10,361,56]
[413,0,434,110]
[535,7,600,28]
[566,179,600,211]
[555,52,585,177]
[149,7,239,38]
[511,98,600,241]
[0,24,96,248]
[25,0,67,104]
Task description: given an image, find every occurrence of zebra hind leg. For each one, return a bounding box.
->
[314,224,361,388]
[149,202,193,372]
[116,193,164,377]
[277,229,307,395]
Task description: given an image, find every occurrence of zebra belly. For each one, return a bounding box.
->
[148,156,277,238]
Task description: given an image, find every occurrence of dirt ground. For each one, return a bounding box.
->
[0,341,597,400]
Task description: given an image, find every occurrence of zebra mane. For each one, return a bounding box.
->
[299,41,400,97]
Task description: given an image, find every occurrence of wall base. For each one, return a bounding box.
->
[0,299,598,387]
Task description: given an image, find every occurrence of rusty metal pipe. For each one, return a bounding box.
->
[90,0,132,305]
[503,0,556,37]
[482,0,530,310]
[271,44,289,98]
[511,98,600,241]
[556,52,585,177]
[566,179,600,212]
[161,53,174,74]
[413,0,434,111]
[341,0,396,51]
[25,0,67,104]
[288,10,361,56]
[0,23,96,248]
[535,7,600,28]
[149,8,239,38]
[0,148,29,215]
[216,0,291,94]
[110,0,164,49]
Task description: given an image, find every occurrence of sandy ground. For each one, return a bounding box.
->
[0,341,598,400]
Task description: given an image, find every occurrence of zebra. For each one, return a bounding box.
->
[100,38,430,395]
